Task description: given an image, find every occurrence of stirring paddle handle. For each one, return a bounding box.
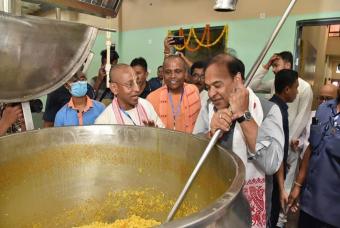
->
[165,129,222,222]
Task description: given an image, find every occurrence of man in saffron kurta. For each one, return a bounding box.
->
[147,55,201,133]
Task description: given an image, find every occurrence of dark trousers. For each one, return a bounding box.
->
[269,178,280,228]
[299,210,338,228]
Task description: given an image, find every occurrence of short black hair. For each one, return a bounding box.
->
[207,54,245,80]
[274,69,298,94]
[130,57,148,72]
[190,61,207,75]
[276,51,293,69]
[101,46,119,65]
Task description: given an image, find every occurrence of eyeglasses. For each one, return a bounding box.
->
[318,96,334,102]
[192,73,205,81]
[111,80,138,89]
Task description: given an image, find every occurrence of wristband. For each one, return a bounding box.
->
[294,181,302,187]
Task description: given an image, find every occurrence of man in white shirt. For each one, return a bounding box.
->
[194,53,285,228]
[249,53,313,142]
[249,51,313,227]
[95,64,164,128]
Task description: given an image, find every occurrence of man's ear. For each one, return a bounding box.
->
[234,73,243,84]
[110,83,118,96]
[285,62,292,69]
[284,86,290,95]
[64,83,71,91]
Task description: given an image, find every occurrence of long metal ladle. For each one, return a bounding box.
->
[166,0,298,222]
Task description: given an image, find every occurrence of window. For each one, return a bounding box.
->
[329,24,340,37]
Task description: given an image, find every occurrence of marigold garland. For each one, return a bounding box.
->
[169,24,228,52]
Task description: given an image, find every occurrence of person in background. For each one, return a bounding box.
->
[288,87,340,228]
[147,55,200,133]
[43,74,95,128]
[148,65,164,91]
[175,51,194,85]
[250,52,294,91]
[95,64,164,127]
[189,61,207,92]
[291,84,338,157]
[0,104,23,136]
[163,36,194,66]
[189,61,209,107]
[54,71,105,127]
[91,46,119,103]
[130,57,153,98]
[317,84,338,103]
[249,51,313,227]
[268,69,299,227]
[163,36,198,84]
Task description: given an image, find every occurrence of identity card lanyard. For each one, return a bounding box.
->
[120,108,137,126]
[168,90,184,130]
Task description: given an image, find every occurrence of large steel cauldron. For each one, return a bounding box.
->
[0,125,250,227]
[0,12,97,103]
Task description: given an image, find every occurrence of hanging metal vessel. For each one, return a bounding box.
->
[0,12,97,103]
[214,0,238,12]
[0,125,251,227]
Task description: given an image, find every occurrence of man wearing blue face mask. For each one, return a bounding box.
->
[54,71,105,127]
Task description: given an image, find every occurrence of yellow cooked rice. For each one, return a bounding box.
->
[75,215,160,228]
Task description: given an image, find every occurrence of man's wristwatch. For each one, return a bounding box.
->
[236,111,252,123]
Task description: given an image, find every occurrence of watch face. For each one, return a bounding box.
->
[244,111,252,120]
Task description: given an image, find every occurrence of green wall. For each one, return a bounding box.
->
[39,10,340,114]
[86,10,340,82]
